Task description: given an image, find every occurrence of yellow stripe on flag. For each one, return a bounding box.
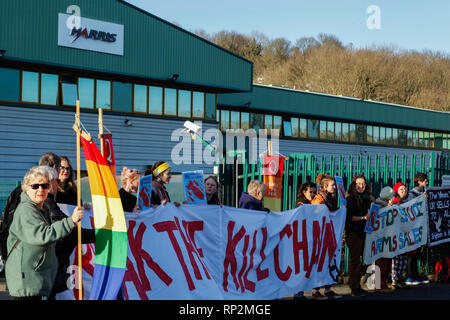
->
[91,194,127,232]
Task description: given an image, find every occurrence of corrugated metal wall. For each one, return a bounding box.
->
[0,105,217,182]
[0,0,252,92]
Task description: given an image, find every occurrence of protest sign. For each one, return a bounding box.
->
[56,203,346,300]
[364,203,380,233]
[426,186,450,247]
[136,175,153,211]
[182,171,207,204]
[335,176,346,207]
[363,194,428,265]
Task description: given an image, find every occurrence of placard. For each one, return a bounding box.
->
[182,170,207,204]
[136,175,153,211]
[426,186,450,247]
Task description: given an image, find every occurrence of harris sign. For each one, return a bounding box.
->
[58,13,124,56]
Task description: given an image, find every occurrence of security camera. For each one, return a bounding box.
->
[184,121,201,134]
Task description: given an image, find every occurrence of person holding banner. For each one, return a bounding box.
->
[345,174,372,297]
[310,173,342,299]
[119,167,141,212]
[5,166,83,300]
[390,182,410,289]
[238,180,270,212]
[205,176,221,205]
[293,182,317,300]
[149,161,180,206]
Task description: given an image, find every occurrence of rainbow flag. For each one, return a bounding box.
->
[81,135,128,300]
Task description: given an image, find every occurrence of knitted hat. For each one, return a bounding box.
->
[393,182,406,194]
[379,186,395,201]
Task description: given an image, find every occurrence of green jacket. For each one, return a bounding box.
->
[5,192,75,297]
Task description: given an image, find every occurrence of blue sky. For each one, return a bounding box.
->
[125,0,450,54]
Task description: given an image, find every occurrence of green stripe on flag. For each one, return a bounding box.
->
[94,229,128,269]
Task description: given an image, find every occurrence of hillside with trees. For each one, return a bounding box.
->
[194,30,450,112]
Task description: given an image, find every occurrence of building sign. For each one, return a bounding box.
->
[58,13,124,56]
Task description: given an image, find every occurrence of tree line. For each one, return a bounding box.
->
[194,29,450,112]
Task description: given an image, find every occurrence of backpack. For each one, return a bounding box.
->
[0,186,22,263]
[435,257,450,283]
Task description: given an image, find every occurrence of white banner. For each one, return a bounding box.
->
[57,203,346,300]
[363,194,428,265]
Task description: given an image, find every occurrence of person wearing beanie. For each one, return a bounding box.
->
[374,186,396,293]
[390,182,410,289]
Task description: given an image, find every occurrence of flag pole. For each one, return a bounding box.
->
[76,100,83,300]
[98,108,104,156]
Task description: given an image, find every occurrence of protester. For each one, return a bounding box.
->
[5,166,83,300]
[119,167,141,212]
[405,172,430,285]
[374,186,395,293]
[310,173,342,299]
[390,182,410,289]
[149,161,180,206]
[205,175,221,205]
[55,156,77,206]
[238,180,270,212]
[293,182,317,300]
[345,174,372,297]
[42,166,95,300]
[295,182,317,207]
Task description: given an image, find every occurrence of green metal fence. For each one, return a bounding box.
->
[219,151,450,277]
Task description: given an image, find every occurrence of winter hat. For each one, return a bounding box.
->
[393,182,406,194]
[379,186,394,201]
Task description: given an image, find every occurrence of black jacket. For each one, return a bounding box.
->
[0,185,22,260]
[119,188,137,212]
[345,191,372,238]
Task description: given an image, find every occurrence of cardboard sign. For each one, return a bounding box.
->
[136,175,153,211]
[335,176,346,207]
[182,170,207,204]
[263,155,285,211]
[426,186,450,247]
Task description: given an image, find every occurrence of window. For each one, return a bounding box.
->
[40,73,58,105]
[445,134,449,149]
[164,88,177,116]
[424,131,430,148]
[429,132,435,148]
[0,67,20,101]
[21,71,39,103]
[216,109,220,122]
[273,116,282,133]
[96,80,111,109]
[299,118,307,138]
[205,93,216,120]
[178,90,191,118]
[230,111,240,130]
[291,118,299,137]
[113,81,132,112]
[373,126,379,144]
[319,120,327,139]
[308,119,319,139]
[379,127,385,144]
[251,113,264,132]
[241,112,249,130]
[366,125,373,144]
[149,86,163,115]
[385,127,392,145]
[342,122,349,142]
[265,115,273,132]
[349,123,356,143]
[133,84,147,113]
[284,121,292,137]
[327,121,334,140]
[192,92,204,118]
[434,133,443,149]
[61,74,77,106]
[356,124,366,144]
[221,110,230,130]
[418,131,424,147]
[78,77,94,109]
[398,129,408,146]
[392,128,398,145]
[335,122,342,141]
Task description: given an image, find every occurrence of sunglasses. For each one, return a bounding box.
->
[60,166,71,171]
[30,183,49,190]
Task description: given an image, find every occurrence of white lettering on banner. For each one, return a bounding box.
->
[56,203,346,300]
[363,195,428,265]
